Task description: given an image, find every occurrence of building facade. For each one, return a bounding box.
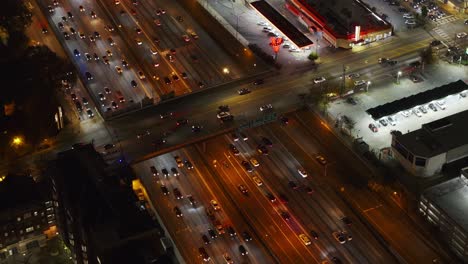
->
[285,0,393,48]
[0,175,56,262]
[392,109,468,177]
[419,171,468,261]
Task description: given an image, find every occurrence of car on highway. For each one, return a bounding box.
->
[341,216,352,226]
[256,145,268,155]
[261,137,272,147]
[202,235,210,245]
[299,234,311,246]
[231,133,239,141]
[252,176,263,186]
[210,200,221,211]
[198,248,210,262]
[259,104,273,111]
[238,88,251,95]
[85,72,93,80]
[86,110,94,118]
[304,186,314,194]
[161,168,169,177]
[253,79,264,85]
[313,77,326,84]
[176,119,188,126]
[250,158,260,167]
[182,34,190,42]
[368,123,378,133]
[266,192,276,202]
[208,228,217,239]
[239,245,248,255]
[173,188,183,199]
[215,221,224,235]
[227,226,236,237]
[174,206,182,217]
[111,101,118,109]
[315,155,327,165]
[184,160,194,169]
[188,196,196,207]
[174,156,183,167]
[310,230,319,239]
[238,184,248,195]
[298,168,307,178]
[223,253,233,264]
[333,231,347,244]
[241,161,253,172]
[115,66,123,75]
[171,168,179,176]
[229,144,240,156]
[288,181,299,190]
[242,231,252,242]
[281,211,291,221]
[191,124,202,132]
[280,116,289,125]
[90,11,96,19]
[136,38,142,45]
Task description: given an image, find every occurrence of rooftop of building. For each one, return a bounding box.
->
[0,174,49,214]
[423,173,468,233]
[250,0,313,48]
[53,144,162,250]
[395,108,468,158]
[289,0,391,38]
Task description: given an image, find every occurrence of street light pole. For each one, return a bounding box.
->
[397,71,402,84]
[366,81,371,92]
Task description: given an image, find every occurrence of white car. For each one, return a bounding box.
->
[260,104,273,111]
[298,168,307,178]
[436,100,446,110]
[150,48,158,55]
[413,108,422,117]
[217,112,231,119]
[313,77,326,84]
[405,20,416,25]
[456,32,467,39]
[403,14,414,19]
[354,80,366,86]
[400,110,410,117]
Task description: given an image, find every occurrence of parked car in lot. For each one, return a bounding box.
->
[368,123,378,132]
[428,103,438,112]
[387,116,396,126]
[418,105,427,114]
[379,118,388,126]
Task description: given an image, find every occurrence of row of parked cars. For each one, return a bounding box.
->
[368,98,457,132]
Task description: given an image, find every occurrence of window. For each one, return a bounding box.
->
[81,245,87,252]
[415,157,426,167]
[24,212,31,219]
[19,230,23,234]
[407,153,414,163]
[34,211,38,216]
[26,226,34,233]
[17,217,21,222]
[4,233,8,237]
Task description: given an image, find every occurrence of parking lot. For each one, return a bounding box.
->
[327,62,468,151]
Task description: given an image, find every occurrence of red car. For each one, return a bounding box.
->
[368,123,378,133]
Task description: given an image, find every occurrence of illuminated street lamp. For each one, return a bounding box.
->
[366,81,371,92]
[11,136,23,147]
[397,71,402,84]
[222,68,230,74]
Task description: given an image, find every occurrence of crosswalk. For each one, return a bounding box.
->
[432,27,454,46]
[431,15,458,26]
